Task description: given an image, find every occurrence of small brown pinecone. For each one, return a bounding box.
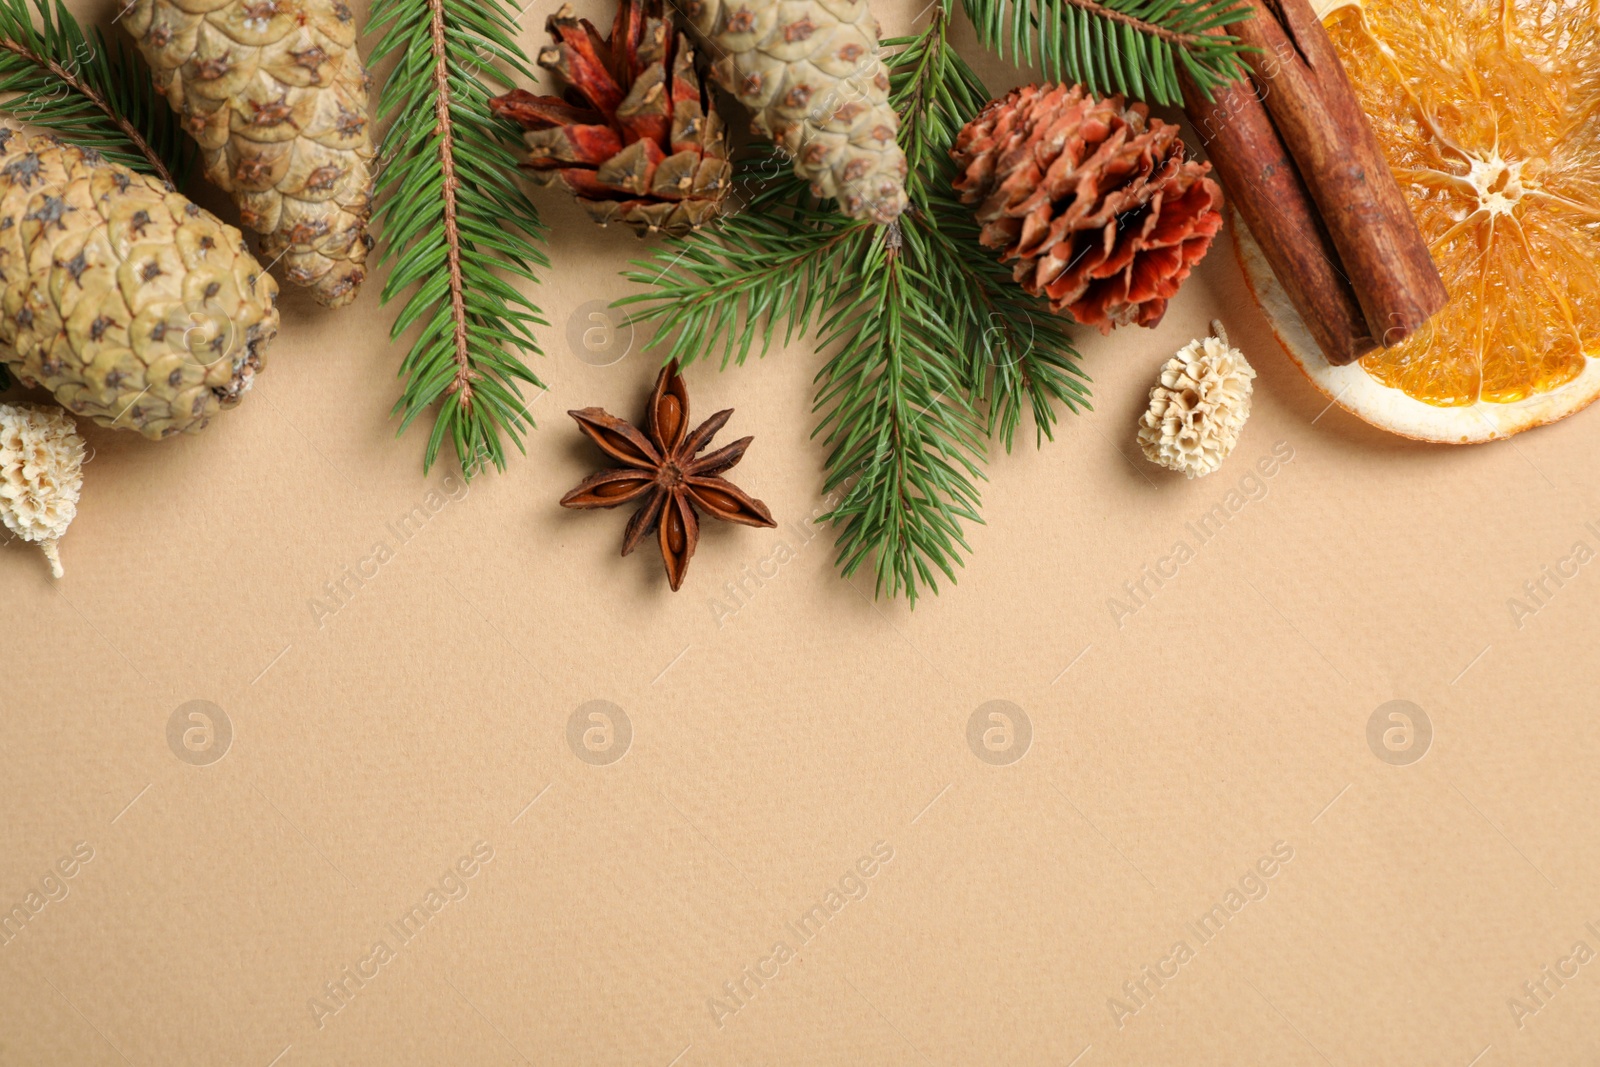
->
[490,0,731,237]
[951,84,1223,333]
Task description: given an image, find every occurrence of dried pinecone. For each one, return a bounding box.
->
[490,0,731,237]
[674,0,908,224]
[1137,323,1255,478]
[0,402,85,578]
[952,84,1223,333]
[122,0,376,308]
[0,128,280,439]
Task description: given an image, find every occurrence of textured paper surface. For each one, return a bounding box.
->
[3,1,1599,1063]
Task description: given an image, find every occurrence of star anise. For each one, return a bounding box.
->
[560,361,776,590]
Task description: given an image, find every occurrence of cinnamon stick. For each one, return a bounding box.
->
[1181,72,1377,364]
[1228,0,1447,346]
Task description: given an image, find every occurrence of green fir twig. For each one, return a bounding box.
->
[621,7,1089,603]
[0,0,192,181]
[368,0,549,479]
[891,22,1088,449]
[959,0,1256,105]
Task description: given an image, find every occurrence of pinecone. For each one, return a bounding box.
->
[952,84,1223,333]
[674,0,908,224]
[1137,323,1255,478]
[0,128,280,439]
[490,0,732,237]
[122,0,376,308]
[0,402,86,578]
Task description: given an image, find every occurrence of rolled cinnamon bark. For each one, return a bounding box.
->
[1228,0,1447,346]
[1181,72,1377,364]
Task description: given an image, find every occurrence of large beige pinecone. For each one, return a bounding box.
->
[673,0,908,223]
[952,83,1223,332]
[0,128,280,439]
[122,0,376,307]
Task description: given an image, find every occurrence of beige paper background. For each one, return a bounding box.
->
[3,0,1599,1062]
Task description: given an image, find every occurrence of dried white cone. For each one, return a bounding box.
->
[1137,322,1255,478]
[0,403,86,577]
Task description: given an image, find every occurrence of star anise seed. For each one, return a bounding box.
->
[560,361,776,590]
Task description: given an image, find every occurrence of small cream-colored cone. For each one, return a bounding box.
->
[42,539,62,579]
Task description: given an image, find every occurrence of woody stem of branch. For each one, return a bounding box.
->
[0,36,174,186]
[426,0,473,405]
[1058,0,1211,48]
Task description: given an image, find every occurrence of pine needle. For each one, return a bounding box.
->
[960,0,1255,105]
[0,0,192,182]
[368,0,549,479]
[621,7,1090,604]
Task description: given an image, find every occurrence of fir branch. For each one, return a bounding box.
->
[0,0,191,182]
[620,173,870,369]
[815,228,987,601]
[959,0,1255,106]
[368,0,549,479]
[621,7,1088,602]
[886,20,1089,446]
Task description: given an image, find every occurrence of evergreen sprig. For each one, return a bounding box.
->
[368,0,549,479]
[960,0,1255,105]
[894,24,1087,449]
[0,0,192,182]
[621,8,1089,603]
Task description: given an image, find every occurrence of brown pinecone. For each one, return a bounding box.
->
[489,0,731,237]
[951,84,1223,333]
[122,0,376,308]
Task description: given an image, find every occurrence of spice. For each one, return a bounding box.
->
[1179,65,1377,366]
[1223,0,1447,347]
[560,361,776,590]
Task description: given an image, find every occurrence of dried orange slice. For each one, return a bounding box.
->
[1237,0,1600,442]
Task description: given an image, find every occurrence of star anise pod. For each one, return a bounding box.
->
[560,361,776,590]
